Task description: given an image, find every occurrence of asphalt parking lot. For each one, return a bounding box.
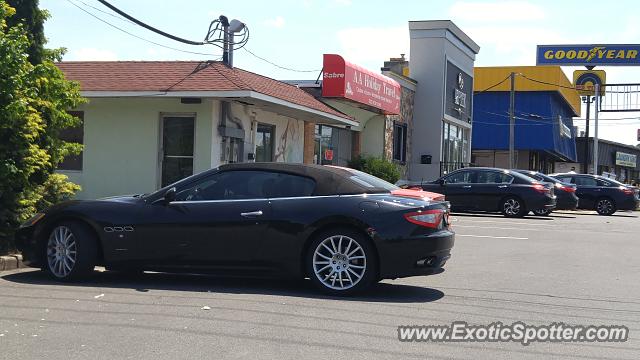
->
[1,210,639,360]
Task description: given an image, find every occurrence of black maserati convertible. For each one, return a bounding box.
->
[16,163,454,295]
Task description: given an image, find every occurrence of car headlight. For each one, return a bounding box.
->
[20,213,45,228]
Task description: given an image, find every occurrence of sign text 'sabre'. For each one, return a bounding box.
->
[322,54,401,114]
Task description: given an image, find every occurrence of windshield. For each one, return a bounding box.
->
[339,167,399,191]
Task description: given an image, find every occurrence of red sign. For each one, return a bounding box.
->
[322,54,401,114]
[324,149,334,161]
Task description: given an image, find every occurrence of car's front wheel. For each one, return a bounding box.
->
[44,221,98,281]
[595,197,616,216]
[501,197,527,217]
[306,229,377,295]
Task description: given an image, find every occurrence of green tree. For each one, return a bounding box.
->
[0,1,85,254]
[5,0,46,64]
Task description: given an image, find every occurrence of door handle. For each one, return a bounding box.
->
[498,185,508,188]
[462,185,471,188]
[240,210,263,217]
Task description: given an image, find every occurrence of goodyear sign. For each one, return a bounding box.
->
[537,45,640,66]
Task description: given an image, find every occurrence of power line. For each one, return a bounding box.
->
[66,0,219,57]
[96,0,205,45]
[242,47,321,73]
[476,75,512,93]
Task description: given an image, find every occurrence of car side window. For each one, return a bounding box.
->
[556,176,573,183]
[574,177,598,186]
[445,171,472,184]
[175,171,316,201]
[475,171,513,184]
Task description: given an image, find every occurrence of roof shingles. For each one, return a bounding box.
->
[56,61,351,120]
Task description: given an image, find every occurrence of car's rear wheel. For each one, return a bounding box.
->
[501,197,526,218]
[595,197,616,216]
[306,228,377,296]
[44,222,98,281]
[532,208,552,216]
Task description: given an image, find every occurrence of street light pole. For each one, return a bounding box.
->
[509,72,516,169]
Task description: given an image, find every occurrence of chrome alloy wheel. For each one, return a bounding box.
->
[596,199,613,215]
[312,235,366,291]
[47,226,77,278]
[503,199,521,216]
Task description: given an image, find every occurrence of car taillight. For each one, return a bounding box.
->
[555,183,576,193]
[620,186,634,195]
[404,209,444,229]
[532,184,549,193]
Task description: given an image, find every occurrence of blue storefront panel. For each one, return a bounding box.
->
[472,91,577,161]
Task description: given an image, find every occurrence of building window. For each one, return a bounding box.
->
[58,111,84,171]
[255,123,275,162]
[392,122,407,163]
[161,114,195,187]
[441,121,468,175]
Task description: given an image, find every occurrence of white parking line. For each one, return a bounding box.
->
[453,225,545,232]
[457,234,529,240]
[450,219,560,227]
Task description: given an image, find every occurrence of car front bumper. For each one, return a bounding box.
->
[376,229,454,279]
[14,225,41,268]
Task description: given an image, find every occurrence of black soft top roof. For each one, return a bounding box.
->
[219,162,385,196]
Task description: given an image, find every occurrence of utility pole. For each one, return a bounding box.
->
[593,83,600,174]
[582,97,591,173]
[509,72,516,169]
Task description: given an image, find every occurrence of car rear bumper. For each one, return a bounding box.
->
[377,230,454,279]
[556,194,579,210]
[528,195,556,211]
[618,197,640,211]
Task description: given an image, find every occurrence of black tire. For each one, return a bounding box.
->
[42,221,98,281]
[595,197,616,216]
[532,208,552,216]
[306,228,378,296]
[501,196,527,218]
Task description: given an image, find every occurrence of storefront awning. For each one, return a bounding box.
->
[322,54,401,115]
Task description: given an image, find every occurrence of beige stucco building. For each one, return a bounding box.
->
[57,61,355,199]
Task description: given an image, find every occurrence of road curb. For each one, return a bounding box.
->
[0,254,23,272]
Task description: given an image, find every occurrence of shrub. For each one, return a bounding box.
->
[348,155,401,184]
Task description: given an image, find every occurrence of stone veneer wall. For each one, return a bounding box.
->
[384,86,415,179]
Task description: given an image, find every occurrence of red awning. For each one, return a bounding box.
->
[322,54,401,114]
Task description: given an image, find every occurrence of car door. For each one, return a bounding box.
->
[472,170,514,211]
[135,170,273,268]
[572,175,599,209]
[439,169,476,210]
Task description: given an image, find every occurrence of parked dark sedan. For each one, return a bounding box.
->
[412,167,556,217]
[550,173,639,215]
[15,163,454,295]
[513,170,579,215]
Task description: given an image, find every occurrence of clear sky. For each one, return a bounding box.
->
[40,0,640,146]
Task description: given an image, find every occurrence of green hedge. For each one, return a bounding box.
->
[348,155,401,184]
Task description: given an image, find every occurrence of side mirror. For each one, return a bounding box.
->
[163,187,177,203]
[438,178,447,186]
